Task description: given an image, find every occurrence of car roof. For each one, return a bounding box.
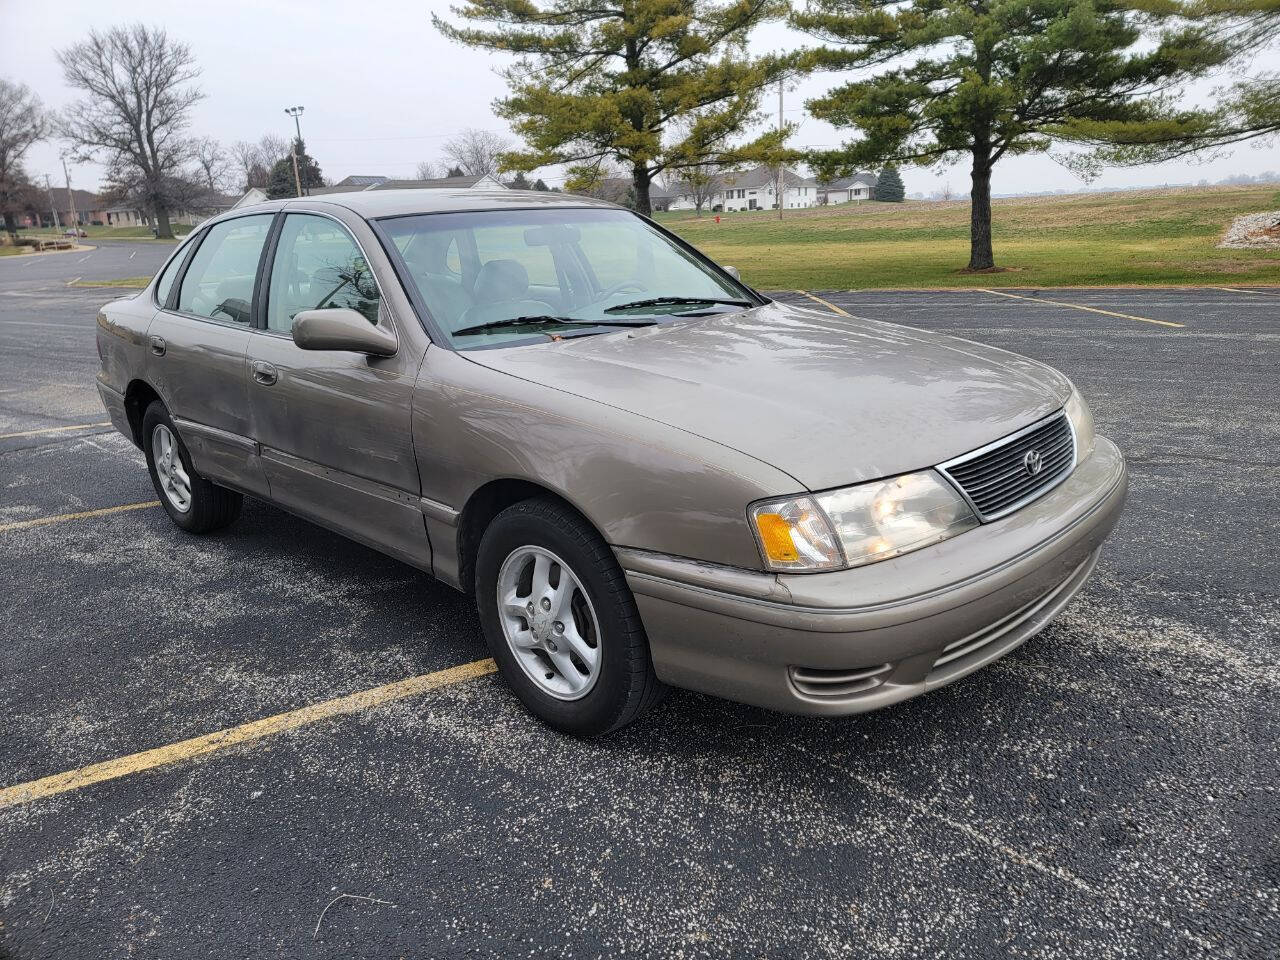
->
[234,188,622,220]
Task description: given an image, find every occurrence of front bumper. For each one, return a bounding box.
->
[620,436,1127,715]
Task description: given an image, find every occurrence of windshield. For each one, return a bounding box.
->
[378,208,755,348]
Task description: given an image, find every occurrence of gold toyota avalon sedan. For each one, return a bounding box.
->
[95,189,1127,735]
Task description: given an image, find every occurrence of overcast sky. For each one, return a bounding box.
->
[5,0,1277,198]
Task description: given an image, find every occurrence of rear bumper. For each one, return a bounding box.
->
[621,436,1127,715]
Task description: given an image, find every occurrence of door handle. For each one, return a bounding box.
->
[149,335,166,356]
[251,360,278,386]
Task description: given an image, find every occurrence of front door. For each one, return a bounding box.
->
[146,213,275,496]
[246,211,430,569]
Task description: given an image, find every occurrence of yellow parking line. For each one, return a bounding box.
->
[0,500,160,534]
[0,658,498,810]
[0,421,112,440]
[979,288,1183,328]
[795,289,851,317]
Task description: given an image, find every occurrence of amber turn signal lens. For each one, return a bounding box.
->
[755,512,800,563]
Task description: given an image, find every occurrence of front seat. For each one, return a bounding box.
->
[455,259,554,331]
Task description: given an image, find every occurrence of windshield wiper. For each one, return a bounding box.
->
[603,296,752,314]
[452,315,657,337]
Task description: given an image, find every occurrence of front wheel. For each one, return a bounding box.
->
[142,401,242,534]
[476,498,666,736]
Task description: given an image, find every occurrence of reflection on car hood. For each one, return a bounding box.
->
[465,300,1072,491]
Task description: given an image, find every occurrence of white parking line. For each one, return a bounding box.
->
[129,250,136,259]
[76,255,91,263]
[65,276,81,286]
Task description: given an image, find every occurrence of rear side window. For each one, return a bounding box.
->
[154,235,196,307]
[176,215,274,324]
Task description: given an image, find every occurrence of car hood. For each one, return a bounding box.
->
[464,301,1072,491]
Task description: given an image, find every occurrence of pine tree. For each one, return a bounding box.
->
[435,0,794,215]
[266,138,324,199]
[794,0,1229,270]
[508,170,531,190]
[874,165,904,202]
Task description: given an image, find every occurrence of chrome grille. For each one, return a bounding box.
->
[938,412,1075,520]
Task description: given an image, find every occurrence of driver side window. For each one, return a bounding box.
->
[266,214,381,333]
[175,215,274,325]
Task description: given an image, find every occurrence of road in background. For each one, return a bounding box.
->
[2,246,1276,958]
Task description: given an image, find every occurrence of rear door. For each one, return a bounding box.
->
[245,211,430,569]
[146,213,276,496]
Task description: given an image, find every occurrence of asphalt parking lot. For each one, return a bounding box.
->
[1,241,1277,959]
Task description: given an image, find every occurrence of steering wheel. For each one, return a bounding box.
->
[593,279,647,302]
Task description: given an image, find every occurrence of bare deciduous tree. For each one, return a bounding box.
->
[229,136,286,191]
[672,162,727,215]
[414,160,437,180]
[229,140,261,190]
[257,134,289,166]
[442,128,509,178]
[191,136,230,192]
[0,77,48,238]
[57,24,202,238]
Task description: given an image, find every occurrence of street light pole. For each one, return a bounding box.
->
[285,106,306,197]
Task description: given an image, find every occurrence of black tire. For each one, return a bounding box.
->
[476,497,666,736]
[142,400,242,534]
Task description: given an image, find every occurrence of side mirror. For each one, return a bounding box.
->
[723,265,741,281]
[292,308,398,357]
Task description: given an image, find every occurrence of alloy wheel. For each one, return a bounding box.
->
[152,423,192,513]
[496,545,602,700]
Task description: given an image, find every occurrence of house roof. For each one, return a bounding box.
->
[50,187,103,210]
[335,175,389,187]
[723,165,817,190]
[827,172,879,190]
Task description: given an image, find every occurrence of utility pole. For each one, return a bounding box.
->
[61,155,78,232]
[43,174,61,232]
[285,106,306,197]
[776,80,784,221]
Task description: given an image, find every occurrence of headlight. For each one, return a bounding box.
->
[750,471,979,572]
[1065,385,1095,461]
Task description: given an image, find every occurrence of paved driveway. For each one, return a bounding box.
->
[1,246,1276,959]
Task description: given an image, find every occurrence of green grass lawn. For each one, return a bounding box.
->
[70,277,151,288]
[655,184,1280,289]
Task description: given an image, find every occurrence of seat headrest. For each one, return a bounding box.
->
[475,259,530,303]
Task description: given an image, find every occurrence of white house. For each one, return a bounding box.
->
[665,165,819,213]
[819,172,879,205]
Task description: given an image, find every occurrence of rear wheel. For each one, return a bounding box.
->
[142,401,242,533]
[476,498,666,736]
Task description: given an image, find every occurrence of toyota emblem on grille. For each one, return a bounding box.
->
[1023,449,1044,476]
